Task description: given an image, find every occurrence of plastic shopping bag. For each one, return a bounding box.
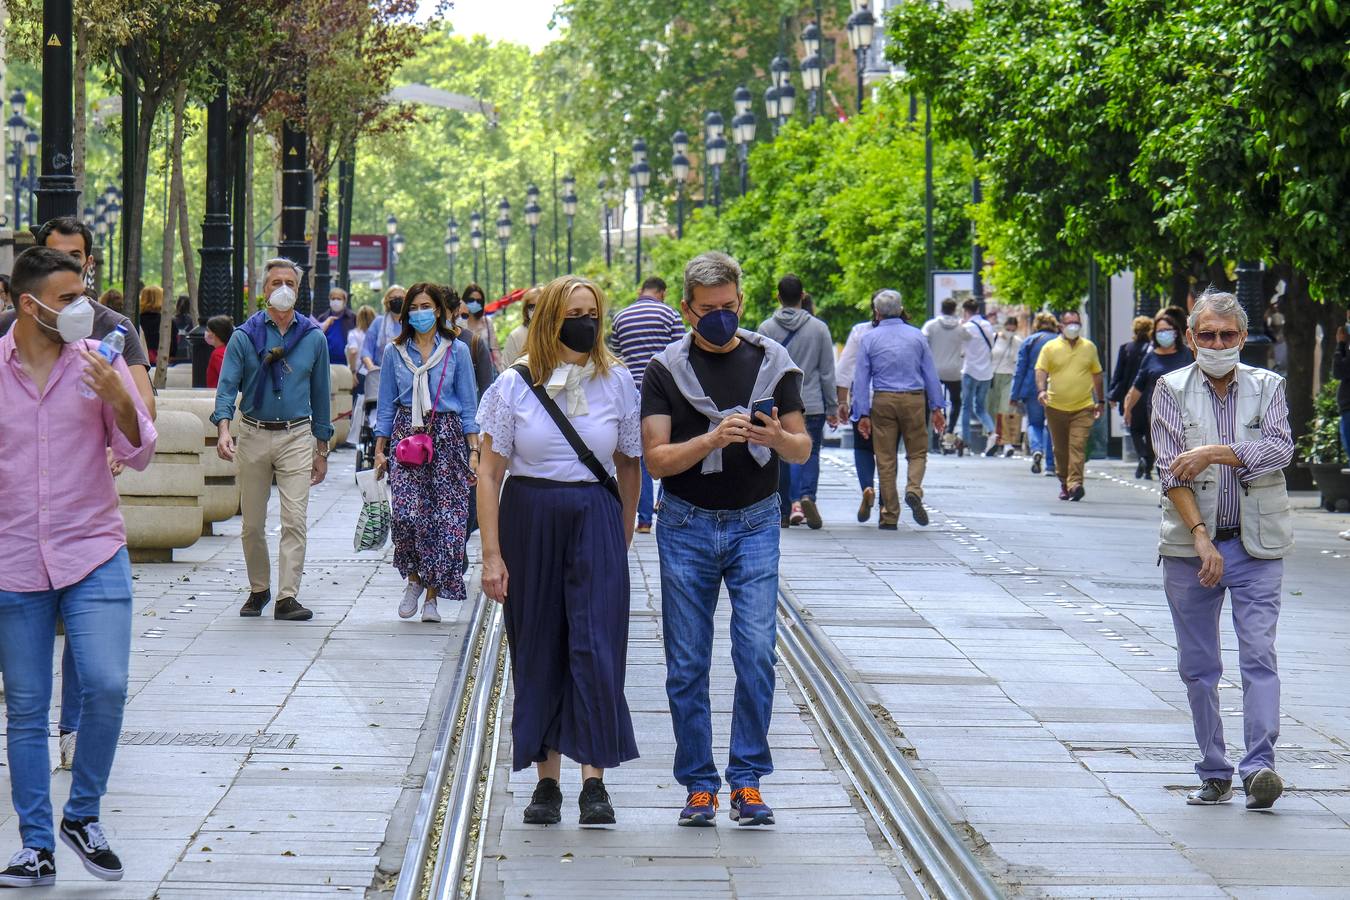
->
[354,468,391,552]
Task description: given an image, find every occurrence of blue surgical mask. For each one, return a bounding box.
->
[694,308,740,348]
[1155,329,1176,348]
[408,309,438,334]
[467,301,484,315]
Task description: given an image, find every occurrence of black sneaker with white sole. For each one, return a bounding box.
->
[1243,768,1284,810]
[0,848,55,887]
[58,818,123,881]
[1185,778,1233,805]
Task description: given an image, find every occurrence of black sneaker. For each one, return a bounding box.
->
[0,848,55,887]
[273,597,313,621]
[523,777,563,825]
[1070,485,1085,502]
[1030,451,1043,474]
[1243,768,1283,810]
[59,818,123,881]
[578,777,616,825]
[905,492,929,527]
[239,589,271,617]
[1185,778,1233,805]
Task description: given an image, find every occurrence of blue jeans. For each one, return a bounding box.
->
[960,374,995,446]
[1024,395,1055,470]
[778,414,826,516]
[853,419,876,491]
[638,457,655,526]
[1340,411,1350,462]
[0,550,133,850]
[657,493,780,793]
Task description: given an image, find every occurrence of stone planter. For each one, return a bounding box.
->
[157,390,241,533]
[164,365,193,389]
[330,364,354,447]
[117,409,205,562]
[1306,462,1350,513]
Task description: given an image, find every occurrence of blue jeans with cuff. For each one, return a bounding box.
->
[960,374,996,446]
[778,413,826,517]
[638,457,655,526]
[657,493,780,793]
[0,549,133,851]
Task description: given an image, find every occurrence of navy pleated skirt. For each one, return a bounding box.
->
[499,476,639,771]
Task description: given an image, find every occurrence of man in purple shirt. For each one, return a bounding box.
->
[852,290,946,530]
[1152,290,1294,811]
[0,248,157,886]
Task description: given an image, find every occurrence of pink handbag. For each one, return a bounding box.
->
[393,353,449,468]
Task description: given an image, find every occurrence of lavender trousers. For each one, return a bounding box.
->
[1162,537,1282,781]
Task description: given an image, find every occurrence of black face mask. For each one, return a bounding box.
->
[388,298,404,315]
[558,316,599,354]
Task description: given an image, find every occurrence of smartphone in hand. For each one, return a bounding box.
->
[751,396,775,424]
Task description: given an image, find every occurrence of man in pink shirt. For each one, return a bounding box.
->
[0,248,156,887]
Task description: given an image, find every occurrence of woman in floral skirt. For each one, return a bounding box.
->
[374,282,480,622]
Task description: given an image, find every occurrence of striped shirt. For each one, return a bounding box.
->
[1152,375,1294,528]
[611,296,685,388]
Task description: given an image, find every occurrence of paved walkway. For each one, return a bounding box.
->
[778,448,1350,898]
[0,454,467,897]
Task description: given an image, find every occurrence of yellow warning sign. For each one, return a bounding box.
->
[287,146,298,156]
[47,34,62,47]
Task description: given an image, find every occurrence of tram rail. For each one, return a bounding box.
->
[394,586,1003,900]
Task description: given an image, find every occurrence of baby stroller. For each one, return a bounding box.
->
[356,368,380,472]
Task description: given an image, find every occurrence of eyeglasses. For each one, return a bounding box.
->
[1194,330,1242,347]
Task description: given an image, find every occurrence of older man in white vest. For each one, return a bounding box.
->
[1152,290,1294,811]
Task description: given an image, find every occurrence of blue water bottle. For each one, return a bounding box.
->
[79,323,129,399]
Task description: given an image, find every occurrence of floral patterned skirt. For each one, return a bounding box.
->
[387,407,470,600]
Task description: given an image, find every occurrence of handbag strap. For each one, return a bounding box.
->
[512,364,622,503]
[422,342,452,429]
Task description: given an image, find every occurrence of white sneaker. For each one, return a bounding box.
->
[421,599,441,624]
[399,582,424,619]
[59,731,77,770]
[1340,529,1350,541]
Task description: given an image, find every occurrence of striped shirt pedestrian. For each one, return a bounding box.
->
[612,285,684,388]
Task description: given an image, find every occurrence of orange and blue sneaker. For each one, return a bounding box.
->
[729,787,775,826]
[678,790,718,827]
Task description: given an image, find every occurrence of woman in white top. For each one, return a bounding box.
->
[476,275,641,828]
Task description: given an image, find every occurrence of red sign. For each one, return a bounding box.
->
[327,234,387,272]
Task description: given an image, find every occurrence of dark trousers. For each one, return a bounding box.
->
[940,379,962,434]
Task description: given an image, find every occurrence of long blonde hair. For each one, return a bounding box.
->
[520,276,619,385]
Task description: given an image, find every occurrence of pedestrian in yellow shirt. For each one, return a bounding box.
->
[1035,310,1104,501]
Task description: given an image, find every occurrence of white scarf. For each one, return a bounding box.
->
[545,361,595,417]
[395,339,451,427]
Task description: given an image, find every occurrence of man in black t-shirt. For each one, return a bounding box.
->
[641,251,810,829]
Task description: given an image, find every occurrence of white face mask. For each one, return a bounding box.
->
[1062,323,1082,340]
[329,299,345,314]
[268,285,297,312]
[1195,345,1241,377]
[30,294,95,344]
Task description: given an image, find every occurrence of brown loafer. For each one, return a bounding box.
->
[274,597,313,621]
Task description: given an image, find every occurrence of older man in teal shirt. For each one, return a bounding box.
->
[211,258,332,621]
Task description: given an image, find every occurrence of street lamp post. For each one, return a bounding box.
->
[385,213,398,285]
[469,209,482,284]
[446,217,459,285]
[732,105,756,196]
[38,0,80,222]
[105,192,121,285]
[630,137,650,286]
[562,173,577,273]
[800,20,823,122]
[763,86,780,137]
[525,183,541,285]
[598,175,612,269]
[705,111,725,214]
[195,69,232,386]
[24,130,39,226]
[846,2,876,114]
[496,198,512,293]
[672,130,689,239]
[393,232,406,287]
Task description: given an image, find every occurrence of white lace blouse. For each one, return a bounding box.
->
[478,365,643,482]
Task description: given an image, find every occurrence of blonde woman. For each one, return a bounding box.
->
[502,286,539,367]
[476,275,641,827]
[137,284,165,365]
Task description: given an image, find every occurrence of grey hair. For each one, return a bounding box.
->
[258,257,303,294]
[682,251,741,302]
[1188,289,1247,332]
[872,289,904,319]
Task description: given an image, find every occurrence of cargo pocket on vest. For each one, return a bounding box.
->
[1256,492,1293,551]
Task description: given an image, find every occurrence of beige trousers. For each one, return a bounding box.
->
[1045,405,1095,490]
[871,391,929,526]
[237,420,314,600]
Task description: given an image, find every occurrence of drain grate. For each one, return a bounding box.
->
[118,731,299,749]
[869,560,965,570]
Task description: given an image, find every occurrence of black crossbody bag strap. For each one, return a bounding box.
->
[512,364,622,504]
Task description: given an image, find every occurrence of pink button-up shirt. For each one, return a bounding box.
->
[0,331,157,592]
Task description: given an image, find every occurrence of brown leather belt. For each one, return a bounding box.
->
[242,415,311,432]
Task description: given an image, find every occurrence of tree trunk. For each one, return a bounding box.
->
[1278,265,1318,488]
[173,113,198,319]
[122,93,163,323]
[72,16,88,201]
[154,84,186,390]
[1316,300,1345,387]
[246,127,257,311]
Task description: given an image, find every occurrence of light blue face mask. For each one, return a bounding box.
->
[408,309,438,334]
[1155,329,1177,348]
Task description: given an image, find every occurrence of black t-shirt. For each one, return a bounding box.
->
[1131,346,1194,425]
[641,340,804,510]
